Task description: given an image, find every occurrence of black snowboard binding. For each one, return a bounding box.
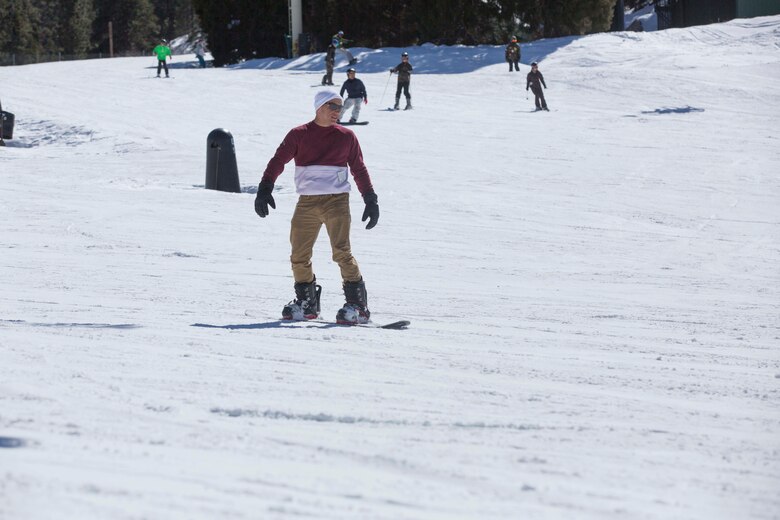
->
[336,280,370,324]
[282,279,322,320]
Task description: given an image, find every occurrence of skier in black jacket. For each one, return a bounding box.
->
[339,68,367,123]
[526,62,548,111]
[390,52,413,110]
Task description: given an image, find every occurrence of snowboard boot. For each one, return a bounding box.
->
[282,279,322,320]
[404,99,412,110]
[336,280,370,325]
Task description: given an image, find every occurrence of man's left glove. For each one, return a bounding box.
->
[361,191,379,230]
[254,180,276,218]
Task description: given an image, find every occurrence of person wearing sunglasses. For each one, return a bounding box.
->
[389,52,413,110]
[338,68,368,123]
[254,91,380,325]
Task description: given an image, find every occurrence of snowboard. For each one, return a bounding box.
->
[280,318,410,330]
[338,121,369,126]
[350,320,410,330]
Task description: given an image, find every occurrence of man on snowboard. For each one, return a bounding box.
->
[254,91,380,325]
[339,68,367,123]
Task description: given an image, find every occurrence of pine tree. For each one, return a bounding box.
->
[192,0,286,66]
[542,0,616,37]
[94,0,159,55]
[63,0,96,57]
[0,0,40,63]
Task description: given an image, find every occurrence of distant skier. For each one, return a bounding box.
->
[153,38,172,78]
[253,91,380,324]
[339,68,367,123]
[389,52,413,110]
[331,30,357,65]
[194,39,207,69]
[322,43,336,85]
[526,62,548,111]
[505,36,521,72]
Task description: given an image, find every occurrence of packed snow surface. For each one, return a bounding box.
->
[1,16,779,520]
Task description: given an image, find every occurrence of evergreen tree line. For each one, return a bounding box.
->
[194,0,618,67]
[1,0,619,67]
[0,0,197,65]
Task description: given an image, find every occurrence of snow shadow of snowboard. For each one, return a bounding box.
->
[0,437,27,449]
[641,106,705,115]
[192,321,338,330]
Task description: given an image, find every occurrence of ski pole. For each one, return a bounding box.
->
[379,72,392,107]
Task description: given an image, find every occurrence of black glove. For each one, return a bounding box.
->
[361,191,379,230]
[254,180,276,218]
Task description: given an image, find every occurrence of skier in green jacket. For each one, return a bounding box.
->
[153,39,172,78]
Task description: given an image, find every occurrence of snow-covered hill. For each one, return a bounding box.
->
[1,16,779,520]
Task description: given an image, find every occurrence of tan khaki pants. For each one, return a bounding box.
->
[290,193,362,283]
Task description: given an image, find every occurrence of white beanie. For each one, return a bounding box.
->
[314,90,341,111]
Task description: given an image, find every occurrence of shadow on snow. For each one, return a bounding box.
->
[192,321,340,330]
[223,37,583,75]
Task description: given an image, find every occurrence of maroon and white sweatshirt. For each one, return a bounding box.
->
[261,121,374,196]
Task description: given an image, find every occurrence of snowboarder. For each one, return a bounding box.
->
[322,43,336,85]
[254,91,379,325]
[153,38,172,78]
[505,36,521,72]
[389,52,413,110]
[331,30,356,65]
[338,68,367,123]
[526,62,548,111]
[194,39,207,69]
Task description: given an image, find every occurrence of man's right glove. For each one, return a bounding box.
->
[254,180,276,218]
[361,191,379,230]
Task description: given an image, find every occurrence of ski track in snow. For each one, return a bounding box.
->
[1,16,779,520]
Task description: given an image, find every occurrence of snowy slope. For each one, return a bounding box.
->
[1,16,779,520]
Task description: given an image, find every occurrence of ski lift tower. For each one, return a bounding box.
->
[288,0,303,58]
